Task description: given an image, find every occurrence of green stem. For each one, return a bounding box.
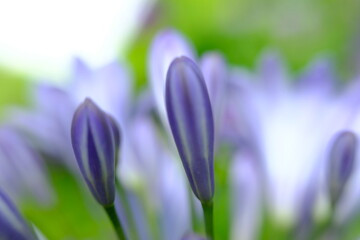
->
[104,204,126,240]
[115,179,139,240]
[312,209,334,240]
[202,201,214,240]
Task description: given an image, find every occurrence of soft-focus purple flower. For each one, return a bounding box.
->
[8,85,76,169]
[0,127,54,205]
[165,56,214,202]
[200,52,228,122]
[148,29,196,127]
[230,150,261,240]
[223,50,360,224]
[326,131,357,207]
[0,189,37,240]
[71,98,121,206]
[200,52,228,150]
[121,114,191,240]
[158,152,190,240]
[69,58,133,127]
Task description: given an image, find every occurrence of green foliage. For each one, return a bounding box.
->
[21,163,117,240]
[127,0,360,88]
[0,68,28,118]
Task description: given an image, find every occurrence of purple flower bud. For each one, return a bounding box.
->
[327,131,357,206]
[165,56,214,202]
[71,98,121,206]
[0,190,37,240]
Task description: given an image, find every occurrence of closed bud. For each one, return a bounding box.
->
[327,131,357,207]
[0,190,37,240]
[71,98,121,206]
[165,56,215,202]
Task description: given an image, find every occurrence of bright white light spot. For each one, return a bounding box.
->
[0,0,152,82]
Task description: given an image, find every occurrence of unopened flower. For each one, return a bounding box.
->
[165,56,214,202]
[71,98,121,206]
[326,131,357,207]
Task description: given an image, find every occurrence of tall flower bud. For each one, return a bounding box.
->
[71,98,121,206]
[327,131,357,207]
[165,56,214,202]
[0,190,37,240]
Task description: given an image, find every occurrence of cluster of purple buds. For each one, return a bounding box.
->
[2,28,360,240]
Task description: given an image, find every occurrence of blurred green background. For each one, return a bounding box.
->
[128,0,360,88]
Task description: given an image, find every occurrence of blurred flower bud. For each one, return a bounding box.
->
[148,29,195,128]
[71,98,121,206]
[327,131,357,207]
[0,190,37,240]
[165,56,214,202]
[0,127,54,205]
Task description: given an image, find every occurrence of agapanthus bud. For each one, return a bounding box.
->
[0,190,37,240]
[71,98,121,206]
[327,131,357,206]
[165,56,214,202]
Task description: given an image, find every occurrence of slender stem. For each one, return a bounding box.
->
[202,201,214,240]
[104,204,126,240]
[115,178,139,240]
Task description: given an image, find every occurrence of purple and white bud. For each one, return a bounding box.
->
[71,98,121,206]
[327,131,357,207]
[165,56,214,202]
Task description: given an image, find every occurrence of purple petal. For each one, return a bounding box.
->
[148,29,196,128]
[165,56,214,202]
[230,150,261,240]
[70,59,132,127]
[256,50,288,99]
[200,52,228,134]
[0,127,54,205]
